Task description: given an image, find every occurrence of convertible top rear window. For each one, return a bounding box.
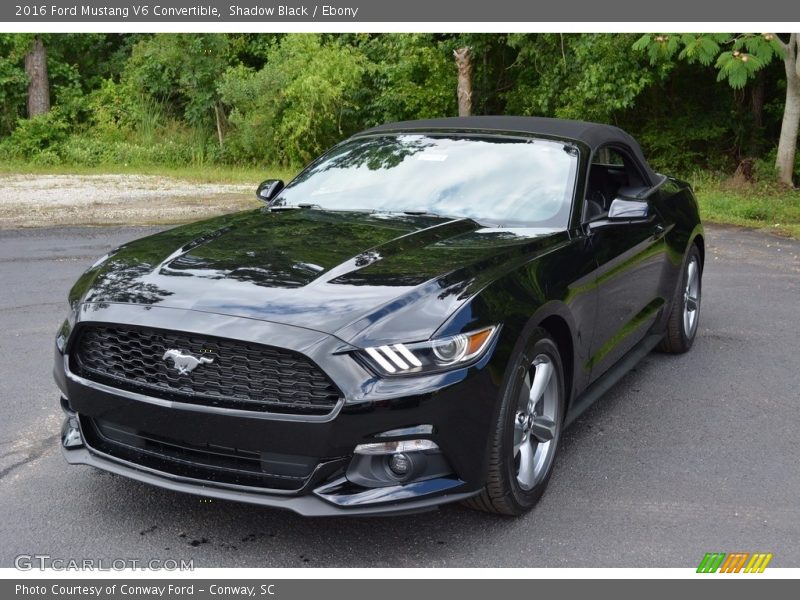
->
[276,134,579,227]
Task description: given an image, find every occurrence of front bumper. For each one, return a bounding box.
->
[59,442,479,517]
[55,303,501,516]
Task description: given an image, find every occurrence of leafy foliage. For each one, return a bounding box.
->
[0,35,28,135]
[0,32,794,179]
[634,33,785,89]
[355,34,455,125]
[505,34,663,122]
[125,33,230,128]
[0,108,70,160]
[219,34,367,165]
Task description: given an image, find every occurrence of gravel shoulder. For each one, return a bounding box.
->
[0,173,260,228]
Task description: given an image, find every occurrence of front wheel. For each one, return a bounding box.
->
[659,244,702,354]
[465,329,565,516]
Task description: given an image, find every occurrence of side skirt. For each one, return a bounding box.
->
[564,333,662,427]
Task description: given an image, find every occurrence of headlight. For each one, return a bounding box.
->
[55,302,79,353]
[360,325,499,376]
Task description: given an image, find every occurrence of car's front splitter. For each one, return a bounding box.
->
[61,441,478,517]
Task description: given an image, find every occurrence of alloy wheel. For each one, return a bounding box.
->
[683,256,700,338]
[513,354,560,491]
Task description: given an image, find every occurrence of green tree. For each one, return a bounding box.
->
[125,34,230,135]
[356,34,456,125]
[634,33,799,186]
[505,34,662,123]
[0,34,29,135]
[219,34,367,165]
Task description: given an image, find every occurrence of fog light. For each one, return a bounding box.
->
[388,452,411,476]
[347,439,451,488]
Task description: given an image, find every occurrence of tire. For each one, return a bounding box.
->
[464,328,565,516]
[658,244,702,354]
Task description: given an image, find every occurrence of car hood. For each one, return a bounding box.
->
[70,208,566,345]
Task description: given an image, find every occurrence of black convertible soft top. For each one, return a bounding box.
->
[358,116,658,185]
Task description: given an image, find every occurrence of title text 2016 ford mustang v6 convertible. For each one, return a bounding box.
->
[54,117,704,516]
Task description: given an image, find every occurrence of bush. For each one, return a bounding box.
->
[752,156,779,183]
[56,135,206,168]
[220,34,367,166]
[124,33,230,129]
[636,116,731,177]
[753,148,800,185]
[84,79,139,142]
[29,148,61,166]
[0,109,70,159]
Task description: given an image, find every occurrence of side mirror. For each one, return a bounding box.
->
[608,197,649,220]
[256,179,285,204]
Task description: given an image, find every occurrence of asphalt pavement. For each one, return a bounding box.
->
[0,224,798,568]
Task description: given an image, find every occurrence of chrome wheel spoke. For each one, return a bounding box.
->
[518,371,532,409]
[513,412,526,454]
[513,353,560,491]
[530,415,556,443]
[517,440,536,489]
[528,360,553,411]
[686,295,698,312]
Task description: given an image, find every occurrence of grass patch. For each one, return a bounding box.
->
[693,176,800,239]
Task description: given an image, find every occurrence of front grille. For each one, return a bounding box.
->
[81,417,329,491]
[70,324,341,415]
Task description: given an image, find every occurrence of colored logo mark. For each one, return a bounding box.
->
[697,552,773,573]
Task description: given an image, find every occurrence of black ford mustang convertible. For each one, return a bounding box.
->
[54,117,704,516]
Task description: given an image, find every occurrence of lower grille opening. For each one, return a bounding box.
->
[82,417,319,491]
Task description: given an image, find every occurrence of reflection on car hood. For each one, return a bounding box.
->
[70,208,566,344]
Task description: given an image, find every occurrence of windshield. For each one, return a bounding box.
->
[275,134,579,227]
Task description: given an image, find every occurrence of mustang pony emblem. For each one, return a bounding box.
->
[162,349,214,374]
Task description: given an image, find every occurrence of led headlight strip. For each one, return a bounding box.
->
[365,344,422,373]
[362,325,498,375]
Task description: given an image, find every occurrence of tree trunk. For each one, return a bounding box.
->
[24,37,50,118]
[775,33,799,187]
[746,70,766,157]
[453,47,473,117]
[214,103,227,146]
[751,70,765,129]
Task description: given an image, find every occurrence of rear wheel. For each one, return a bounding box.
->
[659,244,702,354]
[465,329,565,515]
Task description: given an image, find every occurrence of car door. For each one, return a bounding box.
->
[583,146,668,382]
